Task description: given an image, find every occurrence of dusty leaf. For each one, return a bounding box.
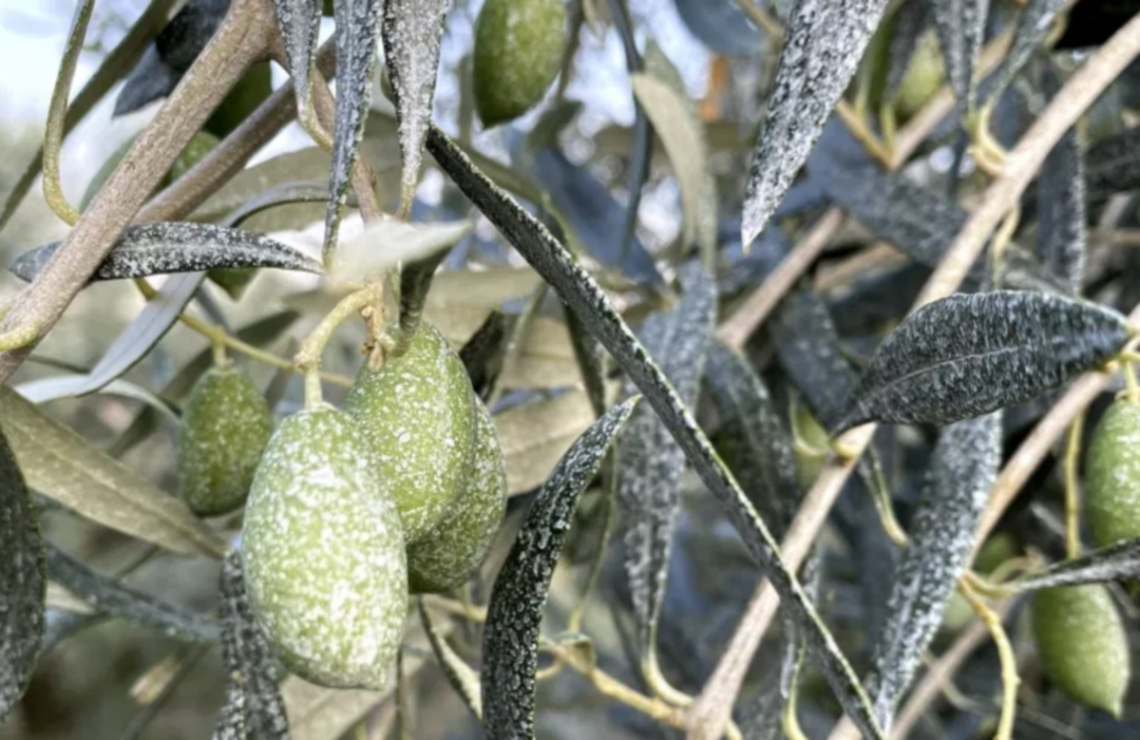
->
[0,386,227,558]
[45,544,219,642]
[1009,538,1140,593]
[0,426,45,721]
[741,0,889,246]
[427,125,885,740]
[929,0,989,102]
[271,0,321,129]
[1036,123,1086,294]
[978,0,1067,105]
[1086,127,1140,203]
[482,399,638,740]
[383,0,450,214]
[459,311,511,400]
[498,317,581,392]
[496,389,597,495]
[10,223,322,283]
[864,412,1000,729]
[838,291,1131,431]
[15,376,180,423]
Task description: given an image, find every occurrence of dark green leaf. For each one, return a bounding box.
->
[10,223,322,283]
[865,412,1000,729]
[1036,125,1086,294]
[619,263,716,653]
[325,0,383,258]
[741,0,890,246]
[838,291,1131,431]
[213,551,289,739]
[1009,538,1140,593]
[1086,126,1140,203]
[0,427,45,721]
[383,0,450,214]
[929,0,989,102]
[395,247,451,354]
[459,311,512,401]
[482,398,638,740]
[565,309,607,418]
[45,545,219,643]
[427,126,885,740]
[978,0,1067,106]
[271,0,321,131]
[705,341,800,536]
[221,180,335,231]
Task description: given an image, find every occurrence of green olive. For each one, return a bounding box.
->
[473,0,567,128]
[408,393,507,593]
[1086,398,1140,548]
[894,31,944,119]
[178,366,273,517]
[345,322,476,543]
[242,405,407,690]
[1031,585,1130,715]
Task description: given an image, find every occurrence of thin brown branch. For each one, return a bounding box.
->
[688,14,1140,739]
[0,0,274,384]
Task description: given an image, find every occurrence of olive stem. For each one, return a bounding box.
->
[642,652,694,708]
[1123,361,1140,403]
[835,101,893,169]
[957,582,1018,740]
[781,649,810,740]
[1063,412,1085,560]
[295,288,379,407]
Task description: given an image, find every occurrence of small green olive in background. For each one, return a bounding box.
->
[1085,397,1140,548]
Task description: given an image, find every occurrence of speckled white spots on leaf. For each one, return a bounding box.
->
[242,406,407,691]
[271,0,321,122]
[929,0,989,102]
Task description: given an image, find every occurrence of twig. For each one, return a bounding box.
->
[43,0,95,226]
[958,584,1017,740]
[1064,413,1085,560]
[0,0,275,384]
[688,16,1140,738]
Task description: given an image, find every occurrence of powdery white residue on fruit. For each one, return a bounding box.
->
[242,406,407,691]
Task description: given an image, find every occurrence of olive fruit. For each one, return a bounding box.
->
[1086,398,1140,548]
[242,406,407,690]
[345,322,476,543]
[894,31,943,119]
[408,394,507,593]
[473,0,567,127]
[178,366,273,517]
[1031,585,1130,715]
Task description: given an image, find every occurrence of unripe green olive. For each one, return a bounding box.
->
[473,0,567,128]
[242,406,407,690]
[894,31,943,119]
[408,393,507,594]
[1031,584,1130,715]
[178,366,273,517]
[1086,398,1140,548]
[345,322,476,543]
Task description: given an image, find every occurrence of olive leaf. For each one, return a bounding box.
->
[329,218,471,286]
[114,0,228,116]
[929,0,989,103]
[460,311,512,401]
[1086,127,1140,204]
[837,291,1132,431]
[0,386,227,558]
[382,0,450,214]
[213,551,290,739]
[978,0,1067,106]
[45,544,219,643]
[565,309,607,417]
[1007,539,1140,593]
[0,426,45,721]
[741,0,890,246]
[271,0,321,131]
[608,0,652,271]
[427,125,886,740]
[396,247,451,354]
[324,0,384,258]
[704,341,800,536]
[1036,122,1086,294]
[14,376,180,423]
[864,412,1000,729]
[497,389,597,495]
[418,599,482,720]
[619,263,716,656]
[884,0,931,102]
[10,223,322,283]
[672,0,763,55]
[220,180,335,234]
[482,397,638,740]
[192,148,333,222]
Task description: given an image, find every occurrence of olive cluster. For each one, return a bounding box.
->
[177,322,506,690]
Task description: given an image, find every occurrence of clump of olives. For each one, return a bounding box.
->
[178,365,273,517]
[473,0,567,127]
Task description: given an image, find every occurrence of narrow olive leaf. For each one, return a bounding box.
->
[978,0,1067,106]
[192,148,333,222]
[497,389,597,496]
[704,341,800,536]
[885,0,931,101]
[1007,539,1140,593]
[482,398,638,740]
[58,272,204,398]
[619,263,716,654]
[460,311,512,401]
[383,0,450,214]
[1037,125,1086,293]
[0,386,228,558]
[329,218,471,285]
[45,545,219,643]
[15,376,181,423]
[837,291,1132,431]
[10,223,322,283]
[427,126,886,740]
[214,552,290,739]
[221,181,334,232]
[114,0,228,116]
[741,0,890,246]
[1086,127,1140,203]
[565,309,607,417]
[271,0,322,130]
[397,247,451,353]
[325,0,384,259]
[417,599,482,720]
[864,412,1000,729]
[0,426,45,721]
[929,0,989,103]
